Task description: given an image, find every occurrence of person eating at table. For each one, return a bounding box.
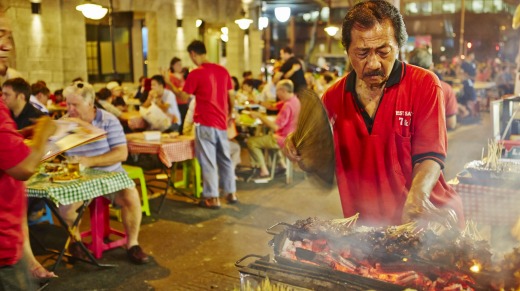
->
[145,74,181,132]
[59,81,149,264]
[284,0,464,228]
[246,79,300,180]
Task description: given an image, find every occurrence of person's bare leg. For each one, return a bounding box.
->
[22,218,56,279]
[57,201,84,240]
[114,188,142,248]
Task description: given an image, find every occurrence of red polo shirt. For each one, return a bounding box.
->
[0,102,30,266]
[322,60,464,226]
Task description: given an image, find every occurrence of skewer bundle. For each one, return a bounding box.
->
[484,139,504,171]
[290,89,335,188]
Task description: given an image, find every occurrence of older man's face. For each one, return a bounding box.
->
[0,15,13,75]
[347,20,399,89]
[66,93,92,121]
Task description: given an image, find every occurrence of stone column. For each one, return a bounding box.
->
[60,0,87,85]
[226,24,245,78]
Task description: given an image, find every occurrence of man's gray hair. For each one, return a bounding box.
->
[277,79,294,93]
[63,81,95,105]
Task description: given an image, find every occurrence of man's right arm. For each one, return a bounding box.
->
[6,116,56,181]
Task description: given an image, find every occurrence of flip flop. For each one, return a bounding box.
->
[198,198,221,209]
[226,193,238,204]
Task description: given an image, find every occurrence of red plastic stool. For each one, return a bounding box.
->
[81,197,127,259]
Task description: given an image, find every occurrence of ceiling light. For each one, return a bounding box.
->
[275,7,291,23]
[324,25,339,37]
[220,34,229,42]
[259,16,268,30]
[76,1,108,20]
[196,19,203,28]
[235,18,253,30]
[235,9,253,30]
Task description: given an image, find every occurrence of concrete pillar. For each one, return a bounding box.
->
[131,19,144,80]
[248,29,263,78]
[60,0,87,86]
[226,24,244,78]
[145,1,176,77]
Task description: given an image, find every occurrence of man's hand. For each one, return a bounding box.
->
[402,194,458,228]
[248,111,261,119]
[283,133,301,162]
[32,116,57,142]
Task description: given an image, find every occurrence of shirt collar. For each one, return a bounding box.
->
[345,59,404,93]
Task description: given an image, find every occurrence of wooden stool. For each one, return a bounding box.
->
[81,197,127,259]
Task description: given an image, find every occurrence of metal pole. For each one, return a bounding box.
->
[109,0,118,79]
[459,0,465,57]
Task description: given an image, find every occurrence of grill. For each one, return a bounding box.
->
[236,254,404,290]
[235,220,501,291]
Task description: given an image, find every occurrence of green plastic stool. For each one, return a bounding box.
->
[122,164,151,217]
[172,158,202,198]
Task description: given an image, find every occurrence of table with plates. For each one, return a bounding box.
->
[26,168,135,271]
[126,133,200,210]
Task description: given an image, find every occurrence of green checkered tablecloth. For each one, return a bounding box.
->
[26,168,135,205]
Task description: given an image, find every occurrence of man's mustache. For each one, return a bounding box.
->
[364,70,385,77]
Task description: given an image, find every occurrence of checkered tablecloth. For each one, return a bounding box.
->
[449,179,520,225]
[26,168,135,205]
[126,133,195,168]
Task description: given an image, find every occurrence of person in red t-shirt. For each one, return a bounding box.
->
[0,102,55,288]
[408,47,458,130]
[285,0,463,228]
[175,40,237,208]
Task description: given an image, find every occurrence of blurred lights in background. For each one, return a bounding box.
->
[259,16,268,30]
[275,7,291,22]
[220,27,228,42]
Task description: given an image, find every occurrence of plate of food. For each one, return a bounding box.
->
[51,172,81,183]
[39,163,64,176]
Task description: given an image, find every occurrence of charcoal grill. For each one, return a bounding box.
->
[236,254,404,291]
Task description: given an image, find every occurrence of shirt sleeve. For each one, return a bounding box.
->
[105,114,127,148]
[183,71,198,95]
[275,103,291,129]
[411,73,447,168]
[0,106,30,170]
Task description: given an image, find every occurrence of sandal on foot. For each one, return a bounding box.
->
[30,264,57,279]
[198,198,221,209]
[226,193,238,204]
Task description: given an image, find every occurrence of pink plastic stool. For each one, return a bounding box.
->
[81,197,127,259]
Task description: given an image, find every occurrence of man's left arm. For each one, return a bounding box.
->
[250,111,278,131]
[402,160,441,221]
[77,144,127,168]
[402,74,456,224]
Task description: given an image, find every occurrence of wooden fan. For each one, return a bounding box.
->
[291,89,335,188]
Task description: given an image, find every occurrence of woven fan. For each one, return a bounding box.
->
[291,89,335,188]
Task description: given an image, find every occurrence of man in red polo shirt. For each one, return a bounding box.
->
[285,0,463,227]
[0,102,56,289]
